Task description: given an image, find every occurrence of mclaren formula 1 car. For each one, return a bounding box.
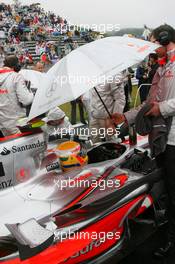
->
[0,130,165,264]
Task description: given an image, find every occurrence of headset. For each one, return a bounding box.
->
[157,31,171,46]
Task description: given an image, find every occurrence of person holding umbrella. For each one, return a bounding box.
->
[109,25,175,258]
[90,73,125,143]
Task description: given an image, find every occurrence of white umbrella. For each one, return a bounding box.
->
[28,36,159,120]
[20,69,45,91]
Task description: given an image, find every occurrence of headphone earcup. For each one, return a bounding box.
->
[158,31,170,46]
[14,64,21,72]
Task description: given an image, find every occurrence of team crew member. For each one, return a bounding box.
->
[90,73,125,143]
[109,25,175,258]
[0,55,34,136]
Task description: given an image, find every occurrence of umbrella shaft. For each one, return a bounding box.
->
[94,87,112,119]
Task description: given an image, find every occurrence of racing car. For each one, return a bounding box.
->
[0,129,165,264]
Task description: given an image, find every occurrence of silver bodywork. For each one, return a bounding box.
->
[0,132,149,237]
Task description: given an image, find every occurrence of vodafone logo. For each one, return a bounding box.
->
[16,168,31,183]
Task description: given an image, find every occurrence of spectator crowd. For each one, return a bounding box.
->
[0,1,95,70]
[0,1,162,143]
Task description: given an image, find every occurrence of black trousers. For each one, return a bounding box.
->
[139,84,150,103]
[124,84,130,113]
[70,99,86,125]
[156,145,175,242]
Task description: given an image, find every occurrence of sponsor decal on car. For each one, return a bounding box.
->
[0,147,11,156]
[46,162,60,172]
[16,168,31,183]
[0,140,46,155]
[0,179,12,189]
[63,228,121,262]
[0,162,5,177]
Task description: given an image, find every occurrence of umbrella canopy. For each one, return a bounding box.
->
[20,69,45,91]
[28,36,159,120]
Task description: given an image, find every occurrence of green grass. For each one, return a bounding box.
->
[60,102,88,122]
[131,85,140,108]
[60,103,72,118]
[60,85,140,121]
